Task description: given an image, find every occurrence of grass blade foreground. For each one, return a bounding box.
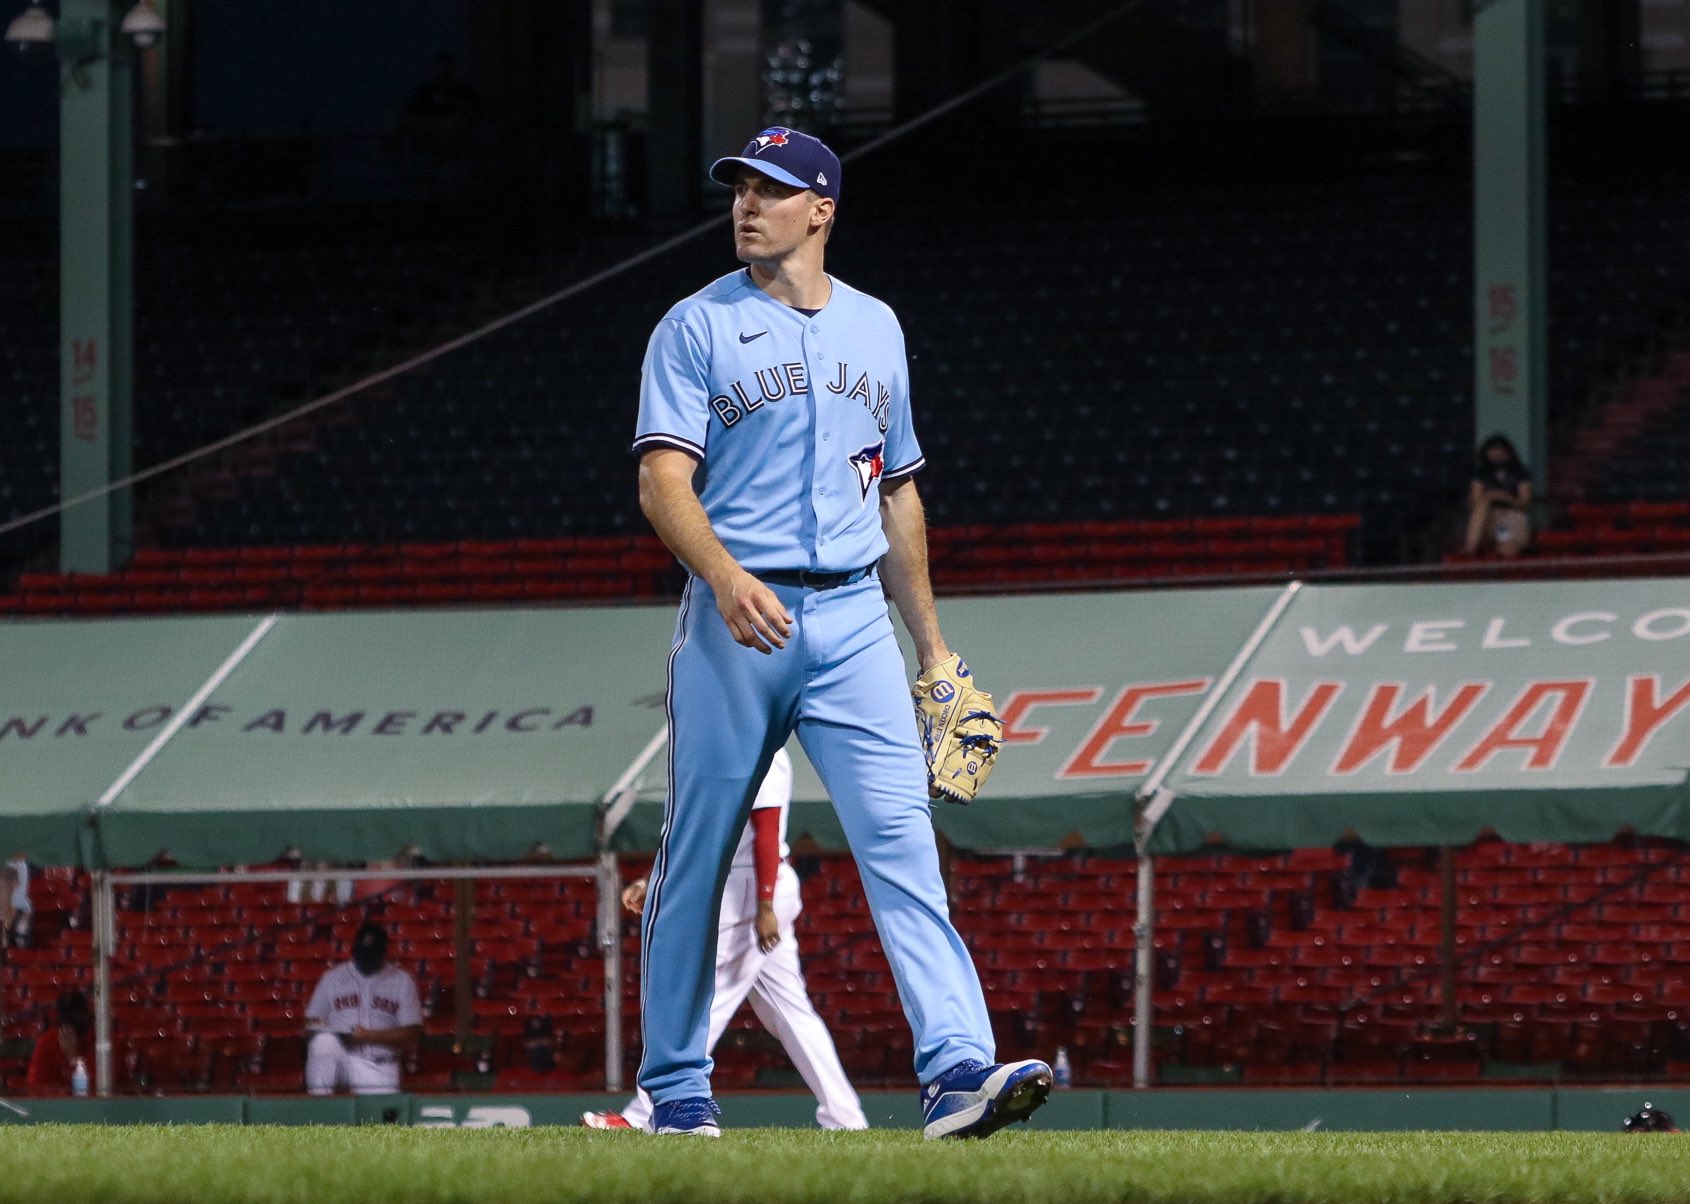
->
[1,1126,1686,1203]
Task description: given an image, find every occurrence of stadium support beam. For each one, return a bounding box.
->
[597,727,670,1092]
[1439,846,1458,1032]
[58,0,136,574]
[453,880,474,1054]
[646,0,703,219]
[597,852,625,1092]
[1129,582,1303,1090]
[92,871,115,1097]
[1472,0,1547,494]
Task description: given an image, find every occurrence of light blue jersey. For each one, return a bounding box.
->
[633,269,924,573]
[633,260,995,1118]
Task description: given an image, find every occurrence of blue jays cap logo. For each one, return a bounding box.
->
[709,127,842,201]
[848,440,885,502]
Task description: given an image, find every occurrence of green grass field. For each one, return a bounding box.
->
[1,1128,1686,1204]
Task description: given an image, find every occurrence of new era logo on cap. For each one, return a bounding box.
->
[709,127,841,202]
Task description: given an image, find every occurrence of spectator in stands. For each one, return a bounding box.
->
[6,855,28,909]
[25,988,90,1094]
[302,921,423,1096]
[522,1014,558,1074]
[124,850,181,912]
[350,844,423,906]
[280,845,352,908]
[1335,835,1396,891]
[1463,433,1533,558]
[0,860,31,948]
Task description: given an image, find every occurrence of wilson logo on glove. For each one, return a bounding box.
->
[912,654,1004,805]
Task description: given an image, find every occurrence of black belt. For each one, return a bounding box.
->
[757,565,875,590]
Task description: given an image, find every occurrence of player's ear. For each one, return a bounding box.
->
[810,195,835,235]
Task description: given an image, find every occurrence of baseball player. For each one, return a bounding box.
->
[630,126,1051,1139]
[303,921,423,1095]
[582,748,867,1132]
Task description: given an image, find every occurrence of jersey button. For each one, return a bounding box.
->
[809,324,819,333]
[822,432,830,441]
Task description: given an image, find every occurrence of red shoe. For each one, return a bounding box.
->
[581,1111,634,1130]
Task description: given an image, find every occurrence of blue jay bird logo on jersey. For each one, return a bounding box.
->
[849,441,885,502]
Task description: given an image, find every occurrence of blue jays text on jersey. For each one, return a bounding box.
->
[633,269,924,574]
[706,361,893,434]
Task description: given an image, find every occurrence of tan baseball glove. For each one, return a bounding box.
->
[912,654,1004,804]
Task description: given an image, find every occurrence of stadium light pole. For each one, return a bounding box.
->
[4,0,164,576]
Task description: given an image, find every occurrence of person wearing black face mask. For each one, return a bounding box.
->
[303,922,423,1095]
[1463,433,1533,557]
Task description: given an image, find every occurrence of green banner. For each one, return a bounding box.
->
[1154,578,1690,852]
[0,615,259,865]
[6,576,1684,870]
[609,588,1282,854]
[94,608,679,868]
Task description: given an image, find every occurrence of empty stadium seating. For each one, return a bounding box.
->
[7,109,1690,590]
[0,513,1360,616]
[5,834,1690,1095]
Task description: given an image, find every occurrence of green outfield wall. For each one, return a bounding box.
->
[3,576,1687,869]
[2,1086,1682,1132]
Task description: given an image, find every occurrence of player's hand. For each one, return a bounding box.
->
[621,878,648,916]
[715,570,793,654]
[754,902,780,953]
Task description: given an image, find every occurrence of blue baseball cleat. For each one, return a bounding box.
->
[652,1096,722,1137]
[920,1058,1054,1140]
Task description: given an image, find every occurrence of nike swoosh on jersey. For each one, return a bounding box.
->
[738,330,768,343]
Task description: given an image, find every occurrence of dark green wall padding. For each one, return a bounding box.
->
[3,1087,1681,1132]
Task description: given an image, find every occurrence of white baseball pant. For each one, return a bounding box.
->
[625,863,865,1130]
[305,1032,403,1095]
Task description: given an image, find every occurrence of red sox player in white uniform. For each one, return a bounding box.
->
[583,749,867,1131]
[304,922,424,1095]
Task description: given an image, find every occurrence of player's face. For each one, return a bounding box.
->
[732,170,827,265]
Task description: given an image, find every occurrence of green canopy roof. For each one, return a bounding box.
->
[608,587,1282,854]
[5,575,1684,870]
[89,607,679,868]
[0,615,262,866]
[1150,578,1690,853]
